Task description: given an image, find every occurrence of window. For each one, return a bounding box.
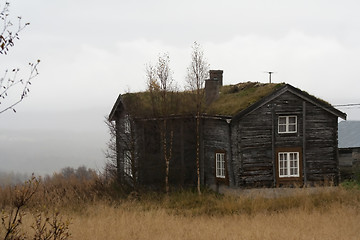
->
[124,115,131,134]
[278,116,297,133]
[216,152,226,178]
[124,150,132,177]
[278,152,299,178]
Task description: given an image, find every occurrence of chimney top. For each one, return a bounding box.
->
[205,70,223,105]
[209,70,223,86]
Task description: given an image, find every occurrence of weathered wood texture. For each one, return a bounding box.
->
[236,102,273,187]
[117,118,197,188]
[115,112,128,184]
[235,91,340,187]
[339,147,360,180]
[202,118,232,186]
[114,89,341,189]
[304,101,339,184]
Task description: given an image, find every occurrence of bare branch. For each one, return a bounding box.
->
[0,59,40,114]
[186,41,209,95]
[186,41,210,195]
[0,2,30,55]
[146,53,177,194]
[0,2,39,115]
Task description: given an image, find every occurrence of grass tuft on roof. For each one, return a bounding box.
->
[206,82,284,116]
[121,82,285,117]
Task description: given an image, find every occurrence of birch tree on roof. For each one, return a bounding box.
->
[186,41,209,195]
[147,53,178,194]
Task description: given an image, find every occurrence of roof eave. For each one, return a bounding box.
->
[109,94,124,121]
[232,84,347,121]
[285,85,347,120]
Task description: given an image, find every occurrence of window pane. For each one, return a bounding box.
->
[289,116,296,124]
[124,151,132,177]
[216,153,226,178]
[279,116,297,133]
[124,115,131,133]
[293,161,297,167]
[288,124,296,132]
[279,117,286,124]
[280,125,287,133]
[279,152,300,177]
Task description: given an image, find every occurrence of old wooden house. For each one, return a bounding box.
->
[109,70,346,189]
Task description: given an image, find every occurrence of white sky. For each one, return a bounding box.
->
[1,0,360,175]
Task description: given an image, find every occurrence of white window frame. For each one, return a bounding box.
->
[124,115,131,134]
[124,150,132,177]
[278,116,297,133]
[216,152,226,179]
[278,152,299,178]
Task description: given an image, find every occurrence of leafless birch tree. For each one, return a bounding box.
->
[147,53,176,194]
[186,42,209,195]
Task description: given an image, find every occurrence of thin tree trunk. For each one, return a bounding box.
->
[196,112,201,195]
[162,120,168,194]
[163,119,173,194]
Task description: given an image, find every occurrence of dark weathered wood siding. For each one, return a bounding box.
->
[305,102,339,184]
[114,87,342,189]
[339,147,360,180]
[234,91,340,187]
[117,118,197,188]
[201,118,232,187]
[236,102,273,187]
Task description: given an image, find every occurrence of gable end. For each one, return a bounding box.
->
[233,84,346,121]
[109,94,124,121]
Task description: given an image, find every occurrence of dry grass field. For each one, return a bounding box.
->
[66,203,360,240]
[1,175,360,240]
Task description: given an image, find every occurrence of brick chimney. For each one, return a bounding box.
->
[205,70,223,105]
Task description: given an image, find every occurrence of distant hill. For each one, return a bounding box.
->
[338,121,360,148]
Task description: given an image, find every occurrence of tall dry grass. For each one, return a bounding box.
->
[50,201,360,240]
[1,174,360,240]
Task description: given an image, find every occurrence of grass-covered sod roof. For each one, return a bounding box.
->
[119,82,284,118]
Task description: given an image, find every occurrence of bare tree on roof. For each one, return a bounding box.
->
[186,41,209,195]
[147,53,178,194]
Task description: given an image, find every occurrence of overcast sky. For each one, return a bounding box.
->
[1,0,359,175]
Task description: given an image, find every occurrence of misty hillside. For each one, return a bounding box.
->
[0,128,106,175]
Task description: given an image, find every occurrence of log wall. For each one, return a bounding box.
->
[235,91,340,187]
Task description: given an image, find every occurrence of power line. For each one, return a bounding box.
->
[334,103,360,107]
